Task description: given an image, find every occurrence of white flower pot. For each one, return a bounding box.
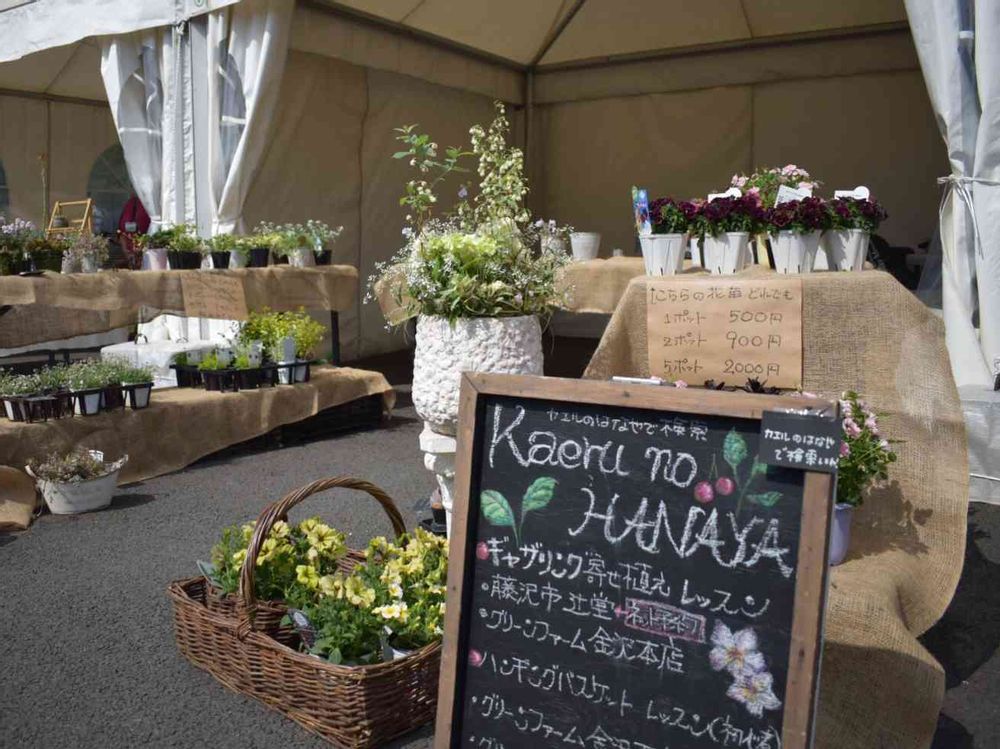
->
[26,453,127,515]
[639,233,686,276]
[770,230,822,274]
[123,382,152,409]
[822,229,868,272]
[229,251,248,269]
[145,248,169,271]
[829,503,854,566]
[3,400,16,420]
[293,363,308,382]
[688,236,703,267]
[74,391,102,416]
[413,315,543,435]
[569,232,601,261]
[702,232,751,275]
[289,247,315,268]
[277,366,294,385]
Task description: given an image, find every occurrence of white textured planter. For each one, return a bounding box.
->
[688,236,703,267]
[289,248,316,268]
[639,233,686,276]
[569,232,601,261]
[413,315,543,435]
[702,232,751,275]
[829,503,854,566]
[822,229,868,272]
[771,230,822,274]
[145,248,169,271]
[26,452,127,515]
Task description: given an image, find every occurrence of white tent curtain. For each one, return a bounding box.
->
[206,0,293,235]
[906,0,1000,386]
[101,27,192,233]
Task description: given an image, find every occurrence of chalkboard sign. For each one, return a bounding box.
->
[435,374,835,749]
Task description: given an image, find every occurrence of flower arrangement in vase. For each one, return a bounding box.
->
[693,195,765,274]
[763,197,832,274]
[0,217,37,275]
[822,197,887,271]
[643,198,699,276]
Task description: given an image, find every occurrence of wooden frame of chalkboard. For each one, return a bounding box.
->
[435,373,835,749]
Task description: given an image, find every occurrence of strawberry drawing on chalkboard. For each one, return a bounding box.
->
[703,429,782,515]
[480,476,556,546]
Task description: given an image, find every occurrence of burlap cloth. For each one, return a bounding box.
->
[0,266,358,347]
[0,366,394,486]
[585,268,967,749]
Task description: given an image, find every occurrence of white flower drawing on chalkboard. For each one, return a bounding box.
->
[480,476,556,545]
[727,670,782,718]
[709,621,766,676]
[709,621,782,717]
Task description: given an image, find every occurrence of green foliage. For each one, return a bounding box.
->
[209,233,237,253]
[522,476,556,515]
[238,308,325,360]
[197,352,222,372]
[168,224,205,253]
[480,490,515,529]
[746,491,782,508]
[173,352,190,366]
[393,125,471,233]
[723,429,748,475]
[481,476,558,545]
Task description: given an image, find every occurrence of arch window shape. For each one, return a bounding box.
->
[87,144,133,234]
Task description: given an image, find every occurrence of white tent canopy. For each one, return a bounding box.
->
[0,0,975,366]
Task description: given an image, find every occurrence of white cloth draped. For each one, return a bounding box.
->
[906,0,1000,386]
[207,0,293,235]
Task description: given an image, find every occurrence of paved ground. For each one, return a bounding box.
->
[1,343,998,747]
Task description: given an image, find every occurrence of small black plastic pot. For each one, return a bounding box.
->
[170,364,202,388]
[168,251,202,270]
[210,251,231,269]
[123,382,153,409]
[2,396,26,422]
[48,390,74,419]
[235,368,262,390]
[273,254,289,265]
[201,369,237,393]
[315,250,331,266]
[102,385,126,411]
[23,396,56,423]
[248,247,270,268]
[73,388,103,416]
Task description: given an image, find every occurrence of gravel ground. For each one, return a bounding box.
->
[1,345,997,748]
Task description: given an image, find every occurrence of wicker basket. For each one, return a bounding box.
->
[168,476,441,748]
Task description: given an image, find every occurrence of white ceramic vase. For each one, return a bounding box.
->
[289,247,316,268]
[639,233,686,276]
[569,232,601,262]
[829,503,854,565]
[822,229,868,272]
[412,314,543,435]
[145,248,169,271]
[702,232,751,275]
[771,230,822,274]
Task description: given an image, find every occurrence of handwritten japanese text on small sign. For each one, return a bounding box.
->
[760,410,842,473]
[181,273,249,320]
[646,277,803,389]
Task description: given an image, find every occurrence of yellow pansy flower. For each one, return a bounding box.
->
[270,520,290,539]
[232,548,247,566]
[296,564,319,589]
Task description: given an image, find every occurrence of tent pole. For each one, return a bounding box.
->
[524,69,534,172]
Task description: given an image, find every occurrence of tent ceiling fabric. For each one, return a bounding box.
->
[314,0,907,67]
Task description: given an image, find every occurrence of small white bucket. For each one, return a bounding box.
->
[569,232,601,261]
[822,229,868,272]
[26,452,127,515]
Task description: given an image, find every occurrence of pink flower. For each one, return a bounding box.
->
[747,186,760,197]
[840,441,850,457]
[673,380,688,388]
[799,391,818,398]
[879,439,890,451]
[843,418,862,438]
[782,164,799,176]
[864,415,879,434]
[798,181,815,191]
[468,649,484,667]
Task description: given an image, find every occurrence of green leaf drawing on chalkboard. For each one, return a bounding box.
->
[522,477,556,515]
[750,457,768,479]
[747,491,782,508]
[723,429,749,474]
[481,490,516,529]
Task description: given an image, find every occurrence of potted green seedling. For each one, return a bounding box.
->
[120,362,155,409]
[289,310,325,382]
[136,228,174,270]
[306,220,342,266]
[26,448,127,514]
[68,362,105,416]
[168,225,204,270]
[0,372,38,421]
[94,360,126,410]
[208,233,236,270]
[249,225,276,267]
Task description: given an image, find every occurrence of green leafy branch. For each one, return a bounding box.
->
[480,477,556,546]
[723,428,781,515]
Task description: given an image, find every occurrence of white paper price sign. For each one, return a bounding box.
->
[775,184,812,205]
[834,185,870,200]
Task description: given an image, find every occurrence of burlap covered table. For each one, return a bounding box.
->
[0,366,394,487]
[0,266,358,348]
[585,269,967,748]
